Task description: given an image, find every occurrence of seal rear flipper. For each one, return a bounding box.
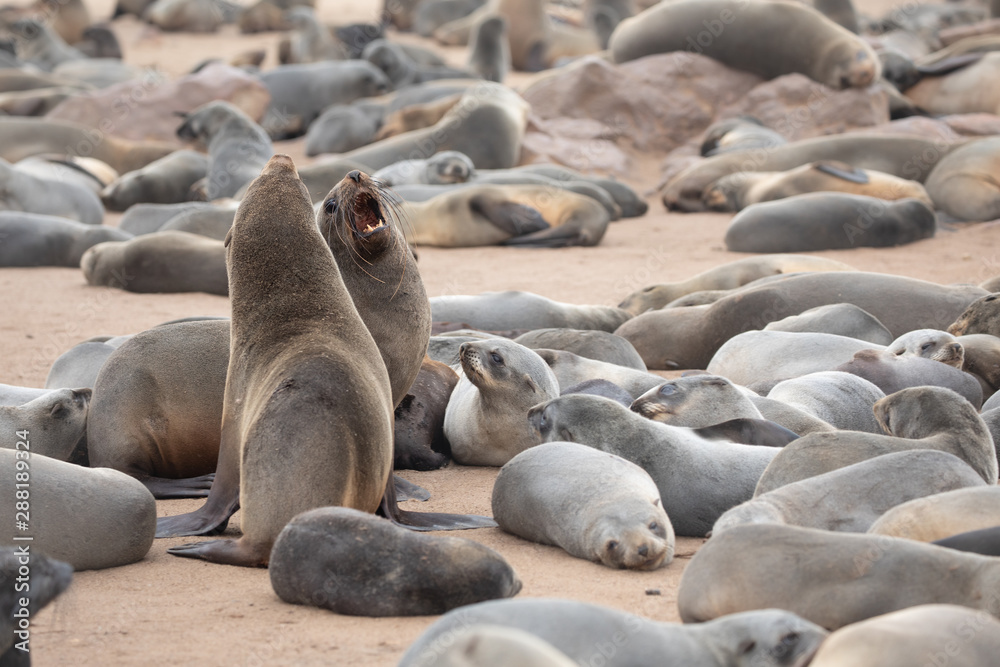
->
[167,538,270,567]
[693,418,800,447]
[813,162,870,184]
[379,476,497,531]
[471,196,550,236]
[141,473,216,499]
[393,474,430,501]
[916,53,986,77]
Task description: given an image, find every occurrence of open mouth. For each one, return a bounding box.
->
[351,192,387,238]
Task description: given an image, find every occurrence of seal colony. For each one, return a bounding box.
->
[6,0,1000,661]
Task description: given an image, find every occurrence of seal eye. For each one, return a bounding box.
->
[649,522,658,531]
[741,640,756,654]
[921,342,933,351]
[490,352,503,365]
[659,384,676,396]
[324,199,338,215]
[606,540,618,552]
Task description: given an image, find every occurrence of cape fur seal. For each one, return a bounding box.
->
[630,375,763,426]
[0,389,90,462]
[949,292,1000,337]
[444,339,560,466]
[492,442,674,570]
[530,394,778,536]
[886,328,963,367]
[514,329,645,370]
[754,386,998,495]
[763,303,893,345]
[609,0,880,89]
[835,348,983,408]
[724,194,935,253]
[100,150,209,211]
[432,291,631,332]
[534,349,665,398]
[766,371,886,434]
[0,547,72,663]
[467,15,510,82]
[868,486,1000,542]
[399,599,828,667]
[713,449,986,536]
[0,157,104,224]
[0,212,130,268]
[617,254,853,315]
[166,155,394,567]
[919,136,1000,222]
[677,523,1000,629]
[269,507,520,616]
[372,151,475,186]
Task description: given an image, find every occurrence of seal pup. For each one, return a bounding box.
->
[0,389,90,462]
[766,371,886,434]
[949,292,1000,337]
[925,136,1000,222]
[724,194,936,253]
[45,336,130,390]
[755,386,998,494]
[703,162,933,212]
[176,101,273,201]
[534,349,663,398]
[609,0,880,88]
[807,605,1000,667]
[372,151,475,187]
[617,254,854,316]
[868,487,1000,542]
[100,150,209,211]
[393,358,458,471]
[0,449,156,570]
[0,212,130,268]
[432,291,631,332]
[492,442,674,570]
[0,158,103,224]
[444,339,560,466]
[630,375,763,427]
[166,155,395,568]
[269,507,520,616]
[699,116,787,157]
[677,523,1000,629]
[713,450,986,536]
[467,16,509,82]
[764,304,893,345]
[886,328,964,367]
[514,329,645,370]
[835,348,983,408]
[530,394,778,536]
[957,333,1000,398]
[303,104,379,156]
[400,599,828,667]
[418,625,577,667]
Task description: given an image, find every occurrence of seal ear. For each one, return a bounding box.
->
[49,401,68,419]
[524,374,538,393]
[224,226,234,248]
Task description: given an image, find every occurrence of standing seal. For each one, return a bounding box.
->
[444,339,560,466]
[609,0,880,89]
[269,507,520,616]
[400,599,828,667]
[166,155,394,567]
[677,523,1000,629]
[492,442,674,570]
[755,386,998,494]
[467,15,510,82]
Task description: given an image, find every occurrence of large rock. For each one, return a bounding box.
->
[46,63,270,143]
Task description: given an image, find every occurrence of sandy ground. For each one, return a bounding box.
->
[4,0,1000,664]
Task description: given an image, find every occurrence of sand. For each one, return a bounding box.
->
[3,0,999,664]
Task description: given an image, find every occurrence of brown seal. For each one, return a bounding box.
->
[948,292,1000,337]
[166,155,395,567]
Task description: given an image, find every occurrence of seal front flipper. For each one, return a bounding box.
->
[500,225,592,248]
[141,473,215,499]
[394,474,430,502]
[916,53,986,77]
[379,475,497,531]
[693,418,800,448]
[167,538,270,567]
[813,162,869,184]
[470,196,549,236]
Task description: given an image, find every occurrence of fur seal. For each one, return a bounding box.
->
[45,338,128,390]
[699,116,787,157]
[303,104,379,156]
[957,333,1000,397]
[530,394,778,536]
[165,155,394,567]
[468,16,509,82]
[924,137,1000,222]
[677,523,1000,629]
[714,449,986,536]
[886,328,963,367]
[400,599,828,667]
[100,150,209,211]
[707,331,875,389]
[393,358,458,471]
[414,624,577,667]
[764,303,893,345]
[747,393,835,435]
[616,272,987,370]
[724,193,935,253]
[513,329,645,370]
[432,291,631,332]
[0,212,130,267]
[766,371,886,434]
[618,254,854,315]
[414,0,488,37]
[373,151,475,186]
[0,449,156,570]
[8,18,83,72]
[176,101,273,200]
[535,349,664,397]
[81,231,228,296]
[143,0,238,32]
[281,6,346,63]
[269,507,520,616]
[949,292,1000,337]
[755,386,998,495]
[807,605,1000,667]
[868,486,1000,542]
[933,527,1000,557]
[0,546,72,663]
[630,375,763,426]
[0,389,90,461]
[505,164,647,218]
[609,0,880,88]
[704,162,933,212]
[492,442,674,569]
[835,348,983,408]
[400,184,611,247]
[0,157,103,224]
[443,339,559,466]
